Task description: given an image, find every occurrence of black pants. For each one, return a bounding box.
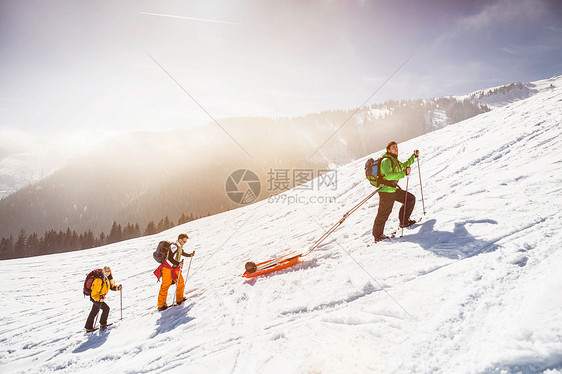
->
[372,189,415,237]
[85,298,110,329]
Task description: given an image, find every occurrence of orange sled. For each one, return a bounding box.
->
[242,255,301,278]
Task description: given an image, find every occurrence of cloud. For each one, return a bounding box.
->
[456,0,546,33]
[0,127,38,156]
[0,125,119,160]
[139,11,245,26]
[433,0,549,47]
[502,43,560,55]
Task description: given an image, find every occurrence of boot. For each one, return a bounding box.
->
[399,220,416,228]
[374,234,389,243]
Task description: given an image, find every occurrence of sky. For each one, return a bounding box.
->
[0,0,561,153]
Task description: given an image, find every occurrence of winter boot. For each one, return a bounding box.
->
[400,220,416,228]
[374,234,389,243]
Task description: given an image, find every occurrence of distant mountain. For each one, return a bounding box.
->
[0,148,66,199]
[0,95,489,247]
[461,81,541,108]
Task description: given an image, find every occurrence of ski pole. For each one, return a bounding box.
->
[417,157,426,215]
[173,263,182,306]
[185,253,194,283]
[93,300,100,329]
[120,287,123,320]
[401,175,410,238]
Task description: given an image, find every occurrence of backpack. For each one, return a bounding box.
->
[83,269,104,297]
[365,156,398,188]
[153,241,172,263]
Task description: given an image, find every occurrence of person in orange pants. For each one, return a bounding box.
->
[154,233,194,311]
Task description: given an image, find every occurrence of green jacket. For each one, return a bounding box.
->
[370,152,416,193]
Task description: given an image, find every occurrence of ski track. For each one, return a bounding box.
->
[1,77,562,373]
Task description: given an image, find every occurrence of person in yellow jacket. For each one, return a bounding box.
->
[154,233,194,311]
[85,266,121,332]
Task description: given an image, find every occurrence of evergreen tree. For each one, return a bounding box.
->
[123,223,134,240]
[26,232,40,256]
[98,232,106,246]
[64,228,73,250]
[144,221,157,236]
[80,230,96,249]
[14,229,27,257]
[0,235,15,259]
[70,230,79,250]
[179,213,187,225]
[156,219,165,233]
[108,221,122,243]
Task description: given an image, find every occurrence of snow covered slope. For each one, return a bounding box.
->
[460,77,558,109]
[1,76,561,373]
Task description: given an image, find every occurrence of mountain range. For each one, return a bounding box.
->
[2,86,521,253]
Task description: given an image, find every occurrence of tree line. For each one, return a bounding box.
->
[0,211,207,260]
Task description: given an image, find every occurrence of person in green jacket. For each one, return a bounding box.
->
[371,141,419,242]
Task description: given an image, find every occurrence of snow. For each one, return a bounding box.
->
[1,75,562,373]
[369,108,391,119]
[0,152,62,199]
[460,76,559,109]
[424,108,448,131]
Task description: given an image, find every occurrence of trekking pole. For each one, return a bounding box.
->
[173,263,182,306]
[417,157,426,215]
[401,175,410,238]
[120,287,123,320]
[185,254,194,283]
[93,303,100,329]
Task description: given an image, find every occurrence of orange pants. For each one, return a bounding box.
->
[157,267,185,307]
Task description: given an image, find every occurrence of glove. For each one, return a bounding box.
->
[405,167,411,176]
[118,284,122,290]
[413,150,420,158]
[191,251,195,256]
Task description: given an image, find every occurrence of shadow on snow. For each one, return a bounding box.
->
[73,331,110,353]
[151,303,195,338]
[399,219,499,259]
